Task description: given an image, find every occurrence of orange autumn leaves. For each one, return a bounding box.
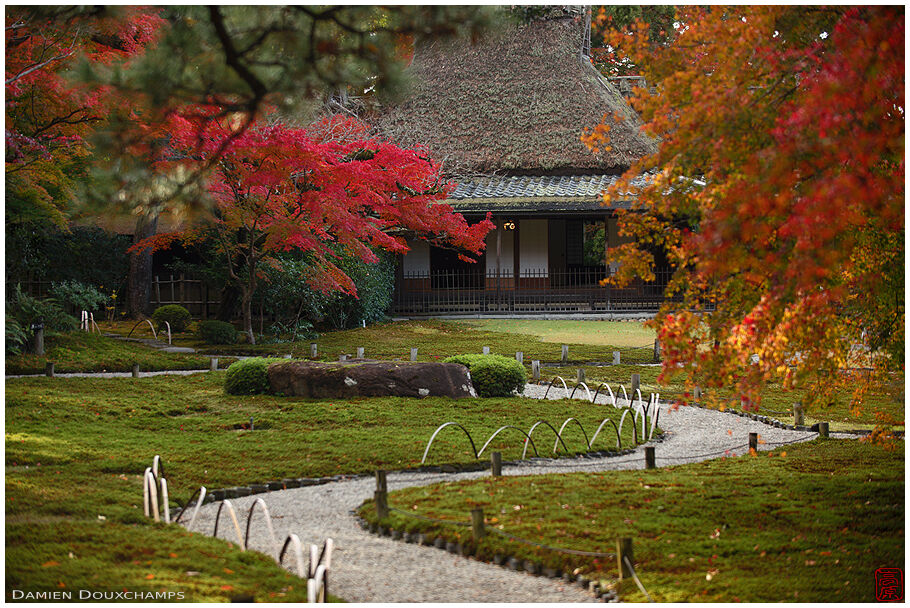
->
[585,6,904,413]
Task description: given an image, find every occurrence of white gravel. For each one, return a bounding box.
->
[184,384,822,602]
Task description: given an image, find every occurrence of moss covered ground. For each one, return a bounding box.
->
[358,439,904,602]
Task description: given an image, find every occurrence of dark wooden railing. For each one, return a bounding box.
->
[392,267,676,315]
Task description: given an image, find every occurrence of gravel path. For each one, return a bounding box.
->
[184,384,822,602]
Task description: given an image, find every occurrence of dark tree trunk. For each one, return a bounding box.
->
[217,284,242,321]
[127,215,158,318]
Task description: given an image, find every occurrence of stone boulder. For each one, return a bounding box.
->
[267,360,477,399]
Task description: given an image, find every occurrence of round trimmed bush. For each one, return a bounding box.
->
[224,357,273,395]
[443,354,526,397]
[151,304,191,333]
[198,320,237,345]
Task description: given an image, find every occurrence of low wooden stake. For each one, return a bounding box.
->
[577,368,586,384]
[818,422,829,438]
[561,345,569,365]
[617,538,633,580]
[613,351,620,365]
[644,446,656,469]
[132,363,140,378]
[631,373,640,395]
[375,470,387,493]
[374,490,388,520]
[357,347,364,358]
[531,360,541,382]
[310,343,318,358]
[482,346,490,355]
[471,508,486,540]
[45,362,55,377]
[749,432,758,451]
[515,351,523,364]
[210,357,219,371]
[410,347,418,361]
[793,402,805,426]
[491,452,502,477]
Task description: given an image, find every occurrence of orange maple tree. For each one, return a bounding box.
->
[585,6,904,415]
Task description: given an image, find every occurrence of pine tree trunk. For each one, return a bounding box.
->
[127,215,158,318]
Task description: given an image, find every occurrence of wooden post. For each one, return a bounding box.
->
[339,354,347,362]
[375,470,387,493]
[561,345,569,365]
[653,339,661,363]
[531,360,541,382]
[644,446,656,469]
[483,346,490,355]
[694,386,702,401]
[33,325,45,356]
[210,357,218,371]
[132,363,140,378]
[170,274,175,303]
[310,343,318,358]
[202,283,208,320]
[410,347,418,361]
[179,273,185,305]
[793,403,805,426]
[749,432,758,451]
[471,508,486,540]
[613,351,620,365]
[154,276,161,306]
[577,368,586,384]
[818,422,829,438]
[617,538,633,580]
[374,490,388,520]
[631,373,640,395]
[356,347,365,359]
[45,362,54,377]
[491,452,502,477]
[515,351,523,364]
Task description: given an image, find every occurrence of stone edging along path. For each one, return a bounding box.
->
[180,385,835,603]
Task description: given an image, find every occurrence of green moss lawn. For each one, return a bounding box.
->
[359,439,904,602]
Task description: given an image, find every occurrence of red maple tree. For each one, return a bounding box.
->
[138,114,493,343]
[5,6,164,223]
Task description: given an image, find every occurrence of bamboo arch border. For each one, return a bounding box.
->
[143,455,334,601]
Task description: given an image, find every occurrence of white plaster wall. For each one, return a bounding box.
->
[402,239,430,276]
[520,219,549,276]
[485,227,514,277]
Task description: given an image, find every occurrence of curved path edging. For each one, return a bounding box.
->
[183,385,828,602]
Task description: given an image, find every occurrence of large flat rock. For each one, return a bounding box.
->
[267,360,476,399]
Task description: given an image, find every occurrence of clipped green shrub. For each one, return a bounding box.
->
[224,357,274,395]
[443,354,526,397]
[151,304,191,332]
[197,320,237,345]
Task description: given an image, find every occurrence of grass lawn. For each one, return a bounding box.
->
[358,439,904,602]
[451,318,656,347]
[196,319,660,364]
[6,373,645,600]
[5,332,233,375]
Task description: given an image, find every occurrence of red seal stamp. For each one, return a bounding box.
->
[875,568,904,602]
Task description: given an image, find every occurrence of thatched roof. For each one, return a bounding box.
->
[370,9,656,176]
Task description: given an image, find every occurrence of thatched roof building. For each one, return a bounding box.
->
[375,7,666,316]
[371,7,655,178]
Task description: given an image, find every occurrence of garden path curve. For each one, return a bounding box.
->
[186,385,822,603]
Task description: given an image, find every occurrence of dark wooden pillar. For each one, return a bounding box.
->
[513,219,521,290]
